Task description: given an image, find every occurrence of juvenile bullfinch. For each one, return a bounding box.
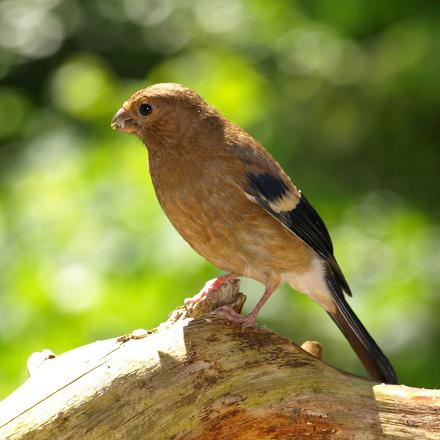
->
[111,83,397,384]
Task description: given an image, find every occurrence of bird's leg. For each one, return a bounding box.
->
[240,274,280,328]
[184,272,238,306]
[214,273,280,328]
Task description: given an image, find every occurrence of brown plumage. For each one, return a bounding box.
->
[112,83,397,384]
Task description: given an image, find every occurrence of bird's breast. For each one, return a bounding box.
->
[149,155,314,281]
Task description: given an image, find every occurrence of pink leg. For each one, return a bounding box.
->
[184,273,238,306]
[215,273,281,328]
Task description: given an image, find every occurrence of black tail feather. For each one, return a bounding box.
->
[326,274,398,384]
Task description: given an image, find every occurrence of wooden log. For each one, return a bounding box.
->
[0,280,438,439]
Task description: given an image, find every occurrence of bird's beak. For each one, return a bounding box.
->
[111,108,138,133]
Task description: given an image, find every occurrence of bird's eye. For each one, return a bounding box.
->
[139,103,153,116]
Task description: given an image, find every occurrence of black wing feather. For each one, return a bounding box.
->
[246,172,351,296]
[248,172,290,201]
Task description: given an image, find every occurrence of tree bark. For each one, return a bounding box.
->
[0,281,438,439]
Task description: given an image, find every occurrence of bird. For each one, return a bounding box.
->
[111,82,398,384]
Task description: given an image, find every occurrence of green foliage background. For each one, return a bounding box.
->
[1,0,439,396]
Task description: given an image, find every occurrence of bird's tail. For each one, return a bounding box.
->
[326,275,398,384]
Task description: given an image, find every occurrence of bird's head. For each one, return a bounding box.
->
[111,83,217,150]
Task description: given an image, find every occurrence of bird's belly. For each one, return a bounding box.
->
[156,181,314,282]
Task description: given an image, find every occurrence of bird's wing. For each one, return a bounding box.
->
[244,171,399,384]
[244,171,351,296]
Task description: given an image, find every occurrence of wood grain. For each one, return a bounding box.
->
[0,281,438,439]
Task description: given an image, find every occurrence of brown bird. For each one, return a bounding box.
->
[111,83,397,384]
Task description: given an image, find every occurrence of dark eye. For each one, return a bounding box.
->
[139,103,153,116]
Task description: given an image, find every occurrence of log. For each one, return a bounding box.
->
[0,280,439,439]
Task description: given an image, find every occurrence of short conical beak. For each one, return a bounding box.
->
[111,108,137,133]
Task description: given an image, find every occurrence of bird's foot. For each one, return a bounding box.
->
[184,273,238,306]
[212,306,257,329]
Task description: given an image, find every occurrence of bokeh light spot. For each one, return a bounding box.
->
[50,55,116,120]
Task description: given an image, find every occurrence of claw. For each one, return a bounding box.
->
[212,306,257,329]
